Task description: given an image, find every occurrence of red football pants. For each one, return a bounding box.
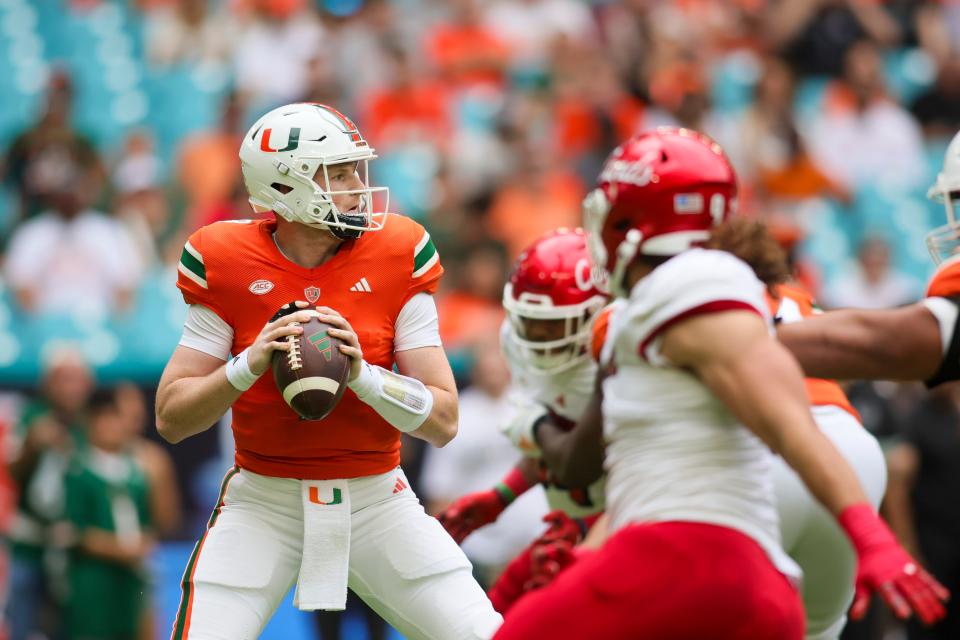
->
[493,521,804,640]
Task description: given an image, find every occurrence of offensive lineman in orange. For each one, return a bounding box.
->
[155,103,501,639]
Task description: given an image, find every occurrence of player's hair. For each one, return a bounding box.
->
[704,218,791,295]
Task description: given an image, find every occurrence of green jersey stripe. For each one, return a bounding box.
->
[414,230,431,255]
[183,240,204,264]
[412,250,439,279]
[413,237,437,274]
[180,245,206,281]
[178,262,208,290]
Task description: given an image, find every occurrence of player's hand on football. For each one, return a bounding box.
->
[315,306,363,381]
[437,490,507,543]
[248,301,313,375]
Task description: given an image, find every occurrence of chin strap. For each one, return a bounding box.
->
[325,212,366,240]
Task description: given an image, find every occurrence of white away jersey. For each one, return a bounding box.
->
[601,249,801,580]
[500,321,605,517]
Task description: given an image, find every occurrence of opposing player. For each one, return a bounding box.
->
[494,129,947,639]
[779,130,960,387]
[436,228,607,612]
[155,103,500,640]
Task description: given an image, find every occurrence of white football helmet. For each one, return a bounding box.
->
[926,130,960,264]
[239,103,388,239]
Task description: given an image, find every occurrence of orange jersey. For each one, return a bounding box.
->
[176,215,443,480]
[770,284,859,420]
[926,255,960,298]
[590,304,615,363]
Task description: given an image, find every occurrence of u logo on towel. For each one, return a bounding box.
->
[309,487,343,506]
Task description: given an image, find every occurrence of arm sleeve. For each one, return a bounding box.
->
[394,293,442,352]
[179,304,234,360]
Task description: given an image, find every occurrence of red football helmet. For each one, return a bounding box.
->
[583,128,737,295]
[503,228,607,373]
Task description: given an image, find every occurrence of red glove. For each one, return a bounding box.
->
[539,509,590,546]
[839,503,950,625]
[522,510,595,592]
[525,540,580,591]
[438,468,532,544]
[437,490,504,543]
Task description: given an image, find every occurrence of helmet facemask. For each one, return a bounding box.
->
[927,131,960,264]
[503,286,606,374]
[927,190,960,265]
[248,155,389,239]
[583,188,641,299]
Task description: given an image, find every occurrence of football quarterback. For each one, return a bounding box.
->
[157,103,500,640]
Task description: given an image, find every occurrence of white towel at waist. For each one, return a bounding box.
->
[295,479,351,611]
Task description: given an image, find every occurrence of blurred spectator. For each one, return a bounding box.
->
[176,92,246,233]
[721,57,848,206]
[117,384,180,540]
[885,385,960,639]
[2,69,104,225]
[437,241,508,361]
[548,45,645,182]
[2,148,143,317]
[482,0,594,75]
[764,0,901,77]
[823,236,919,309]
[113,131,172,266]
[808,40,926,191]
[144,0,236,69]
[63,388,153,640]
[421,342,548,587]
[485,141,582,260]
[911,58,960,138]
[299,54,344,107]
[6,349,94,640]
[112,382,178,640]
[232,0,325,106]
[424,0,509,91]
[359,45,451,150]
[322,0,402,106]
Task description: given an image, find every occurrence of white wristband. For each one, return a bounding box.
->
[225,348,261,391]
[348,361,378,399]
[348,361,433,433]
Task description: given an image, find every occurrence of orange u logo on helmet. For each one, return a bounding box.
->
[260,127,301,152]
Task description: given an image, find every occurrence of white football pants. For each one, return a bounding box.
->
[773,405,888,640]
[170,466,502,640]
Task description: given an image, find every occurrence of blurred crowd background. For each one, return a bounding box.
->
[0,0,958,638]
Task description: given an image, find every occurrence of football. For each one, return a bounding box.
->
[272,311,351,420]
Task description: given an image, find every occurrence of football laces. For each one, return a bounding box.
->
[286,324,303,370]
